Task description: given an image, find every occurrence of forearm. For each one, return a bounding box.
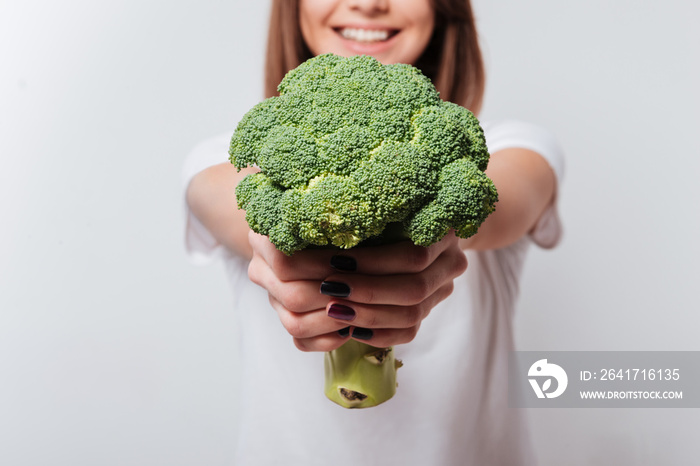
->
[460,148,556,251]
[186,163,258,260]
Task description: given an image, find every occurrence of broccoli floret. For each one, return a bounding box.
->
[229,54,497,255]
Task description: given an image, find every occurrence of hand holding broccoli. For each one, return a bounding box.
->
[247,230,467,352]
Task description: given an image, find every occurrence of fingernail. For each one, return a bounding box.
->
[331,255,357,272]
[328,304,355,321]
[351,327,373,341]
[338,326,351,337]
[320,281,350,298]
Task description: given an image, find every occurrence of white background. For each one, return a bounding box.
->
[1,0,698,465]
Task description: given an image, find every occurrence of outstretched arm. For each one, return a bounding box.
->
[185,145,557,352]
[460,147,557,251]
[186,163,256,260]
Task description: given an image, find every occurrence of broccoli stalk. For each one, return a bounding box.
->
[230,54,498,408]
[324,340,403,408]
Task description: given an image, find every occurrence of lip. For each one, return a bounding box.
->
[332,26,401,56]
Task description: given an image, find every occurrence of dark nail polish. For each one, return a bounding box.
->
[320,281,350,298]
[338,326,351,337]
[331,255,357,272]
[328,304,355,321]
[351,327,373,341]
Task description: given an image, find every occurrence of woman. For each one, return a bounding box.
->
[184,0,563,464]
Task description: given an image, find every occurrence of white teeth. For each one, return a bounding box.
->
[340,28,390,43]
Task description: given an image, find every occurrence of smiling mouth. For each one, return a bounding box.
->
[336,27,399,43]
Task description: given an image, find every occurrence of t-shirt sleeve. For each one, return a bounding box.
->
[181,133,232,265]
[482,120,565,249]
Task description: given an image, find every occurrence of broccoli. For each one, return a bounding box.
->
[230,54,497,255]
[229,54,498,408]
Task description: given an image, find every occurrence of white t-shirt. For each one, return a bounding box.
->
[182,120,564,466]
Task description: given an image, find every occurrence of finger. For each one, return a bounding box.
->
[248,253,329,313]
[328,232,460,276]
[325,281,454,330]
[249,230,461,279]
[269,295,348,339]
[293,323,422,352]
[293,331,351,352]
[248,231,338,281]
[346,323,422,348]
[321,247,467,306]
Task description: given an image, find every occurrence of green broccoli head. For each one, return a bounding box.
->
[230,54,497,255]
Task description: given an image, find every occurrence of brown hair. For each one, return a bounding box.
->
[264,0,485,113]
